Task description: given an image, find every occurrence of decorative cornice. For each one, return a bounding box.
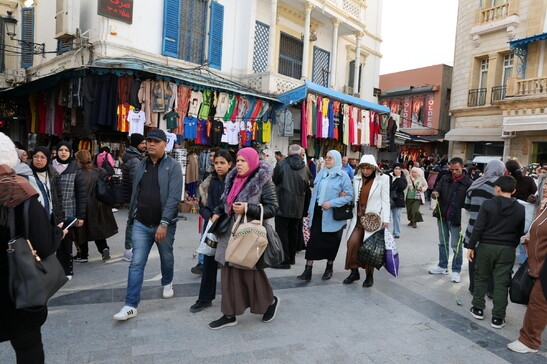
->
[331,17,342,27]
[278,1,323,31]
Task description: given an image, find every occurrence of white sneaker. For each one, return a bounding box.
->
[163,283,174,299]
[113,306,137,321]
[123,249,132,262]
[112,208,119,213]
[507,340,538,353]
[451,272,461,283]
[429,266,449,275]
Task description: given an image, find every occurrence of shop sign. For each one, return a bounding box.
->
[401,96,412,128]
[425,94,435,128]
[412,96,424,126]
[98,0,133,24]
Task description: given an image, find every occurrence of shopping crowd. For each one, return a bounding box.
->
[0,131,546,362]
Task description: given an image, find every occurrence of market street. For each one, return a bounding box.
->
[1,206,546,364]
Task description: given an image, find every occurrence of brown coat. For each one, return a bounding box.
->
[74,168,118,243]
[523,206,547,278]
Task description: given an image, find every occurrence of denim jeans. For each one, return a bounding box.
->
[125,220,177,308]
[391,208,402,237]
[437,219,463,273]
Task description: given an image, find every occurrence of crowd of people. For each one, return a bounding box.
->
[0,130,546,362]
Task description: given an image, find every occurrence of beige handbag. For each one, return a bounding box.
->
[225,204,268,269]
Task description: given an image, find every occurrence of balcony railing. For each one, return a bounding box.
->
[478,0,519,24]
[515,77,547,96]
[468,88,487,107]
[491,85,507,102]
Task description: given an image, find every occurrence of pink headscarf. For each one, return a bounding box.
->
[226,148,260,211]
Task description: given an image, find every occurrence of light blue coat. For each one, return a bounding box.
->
[307,169,353,232]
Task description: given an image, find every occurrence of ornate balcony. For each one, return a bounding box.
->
[241,72,305,95]
[468,88,487,107]
[506,76,547,98]
[477,0,519,24]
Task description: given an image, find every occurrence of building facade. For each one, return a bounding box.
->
[448,0,547,165]
[0,0,385,159]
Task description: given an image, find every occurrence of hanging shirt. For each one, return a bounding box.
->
[152,80,173,112]
[343,104,350,145]
[200,119,209,145]
[262,121,271,143]
[183,117,199,139]
[327,100,334,139]
[256,122,264,143]
[215,92,231,119]
[117,104,133,133]
[187,91,203,117]
[316,97,323,138]
[165,131,177,152]
[301,101,308,148]
[211,119,224,145]
[224,121,241,145]
[127,109,146,136]
[348,106,355,144]
[333,102,340,140]
[163,111,180,130]
[198,89,213,120]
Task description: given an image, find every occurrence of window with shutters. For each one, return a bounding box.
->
[21,7,34,69]
[348,60,362,93]
[162,0,224,69]
[312,46,330,87]
[57,39,73,55]
[252,21,269,73]
[278,32,303,79]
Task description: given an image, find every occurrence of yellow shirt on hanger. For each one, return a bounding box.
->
[262,121,272,143]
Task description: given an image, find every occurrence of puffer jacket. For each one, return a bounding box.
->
[389,174,407,208]
[272,154,312,218]
[121,146,143,204]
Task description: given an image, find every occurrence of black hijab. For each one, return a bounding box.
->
[31,146,51,173]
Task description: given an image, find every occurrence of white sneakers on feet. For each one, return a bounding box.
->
[507,340,538,353]
[429,266,449,275]
[163,283,174,299]
[451,272,461,283]
[113,306,137,321]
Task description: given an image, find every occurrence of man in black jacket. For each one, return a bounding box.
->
[272,144,312,269]
[467,176,525,329]
[430,157,472,283]
[121,133,146,262]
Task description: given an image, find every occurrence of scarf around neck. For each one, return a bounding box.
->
[226,148,260,212]
[317,150,342,205]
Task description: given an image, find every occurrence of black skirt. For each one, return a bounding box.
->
[305,206,344,261]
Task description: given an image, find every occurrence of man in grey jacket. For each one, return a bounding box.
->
[114,129,183,321]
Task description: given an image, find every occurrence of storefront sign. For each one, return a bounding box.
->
[425,93,435,128]
[412,96,425,126]
[401,96,412,128]
[98,0,133,24]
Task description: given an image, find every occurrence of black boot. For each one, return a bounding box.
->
[297,265,312,282]
[322,263,333,280]
[363,273,374,287]
[343,268,360,284]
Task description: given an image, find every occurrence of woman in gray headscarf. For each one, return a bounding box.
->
[463,159,505,295]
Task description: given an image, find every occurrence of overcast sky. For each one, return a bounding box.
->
[380,0,459,75]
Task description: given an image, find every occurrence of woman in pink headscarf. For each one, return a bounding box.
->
[209,148,280,330]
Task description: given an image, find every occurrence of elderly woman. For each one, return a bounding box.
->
[405,167,427,228]
[209,148,279,330]
[463,160,505,296]
[508,178,547,354]
[344,155,390,287]
[297,150,353,282]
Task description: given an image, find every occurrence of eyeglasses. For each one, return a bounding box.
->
[32,155,47,160]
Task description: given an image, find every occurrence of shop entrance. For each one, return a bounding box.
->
[531,142,547,164]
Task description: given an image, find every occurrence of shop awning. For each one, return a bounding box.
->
[444,127,503,142]
[510,32,547,49]
[278,81,390,114]
[503,114,547,132]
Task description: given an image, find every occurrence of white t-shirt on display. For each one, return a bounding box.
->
[224,121,241,145]
[127,110,146,136]
[165,131,177,152]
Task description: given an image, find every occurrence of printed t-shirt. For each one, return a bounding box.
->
[224,121,240,145]
[165,131,177,152]
[211,120,224,145]
[117,104,133,133]
[163,111,180,129]
[262,121,271,143]
[183,117,198,139]
[127,109,146,136]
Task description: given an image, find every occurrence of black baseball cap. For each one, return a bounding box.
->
[146,129,167,143]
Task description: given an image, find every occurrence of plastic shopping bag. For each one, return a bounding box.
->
[384,229,399,277]
[196,220,218,256]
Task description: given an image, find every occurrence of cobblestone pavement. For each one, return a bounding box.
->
[1,205,546,363]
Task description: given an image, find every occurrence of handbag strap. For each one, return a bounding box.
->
[258,204,263,224]
[8,199,30,240]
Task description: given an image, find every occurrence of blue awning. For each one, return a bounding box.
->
[509,32,547,49]
[278,81,390,114]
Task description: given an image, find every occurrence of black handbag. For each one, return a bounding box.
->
[357,229,386,270]
[510,259,536,305]
[333,202,354,221]
[256,224,284,269]
[208,213,231,236]
[96,178,116,206]
[7,200,68,309]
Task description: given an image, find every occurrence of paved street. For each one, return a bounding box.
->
[1,204,546,364]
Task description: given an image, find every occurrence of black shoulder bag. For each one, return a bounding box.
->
[7,200,68,309]
[333,201,354,221]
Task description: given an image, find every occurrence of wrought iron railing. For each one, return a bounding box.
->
[491,85,506,102]
[468,88,487,107]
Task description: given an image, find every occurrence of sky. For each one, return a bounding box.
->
[380,0,459,75]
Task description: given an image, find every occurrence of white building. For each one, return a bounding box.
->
[1,0,385,157]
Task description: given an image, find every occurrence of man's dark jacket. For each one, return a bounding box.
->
[121,146,143,204]
[467,196,525,250]
[272,154,311,218]
[433,171,472,226]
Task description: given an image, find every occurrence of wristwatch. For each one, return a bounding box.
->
[160,221,169,228]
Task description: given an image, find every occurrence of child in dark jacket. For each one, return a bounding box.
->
[467,175,525,329]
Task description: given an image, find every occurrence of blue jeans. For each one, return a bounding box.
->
[391,208,402,237]
[125,220,177,308]
[518,243,527,264]
[437,219,463,273]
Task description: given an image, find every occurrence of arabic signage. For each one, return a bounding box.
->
[98,0,133,24]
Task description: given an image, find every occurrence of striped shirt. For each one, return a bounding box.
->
[463,181,495,247]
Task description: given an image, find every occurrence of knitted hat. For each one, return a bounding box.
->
[0,132,19,168]
[130,133,145,148]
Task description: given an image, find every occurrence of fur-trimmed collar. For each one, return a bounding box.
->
[221,161,273,203]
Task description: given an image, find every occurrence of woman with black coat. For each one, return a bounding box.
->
[73,150,118,262]
[0,160,64,363]
[209,148,280,329]
[190,150,233,313]
[390,163,407,238]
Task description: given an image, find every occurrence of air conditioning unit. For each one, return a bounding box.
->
[343,85,354,95]
[501,130,516,138]
[55,0,79,41]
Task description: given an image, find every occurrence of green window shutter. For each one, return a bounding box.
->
[162,0,181,57]
[207,1,224,70]
[21,7,34,68]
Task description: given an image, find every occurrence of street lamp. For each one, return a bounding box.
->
[2,11,44,54]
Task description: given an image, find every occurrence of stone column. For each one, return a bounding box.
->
[353,32,362,96]
[301,2,314,80]
[329,18,341,88]
[267,0,278,72]
[502,137,513,161]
